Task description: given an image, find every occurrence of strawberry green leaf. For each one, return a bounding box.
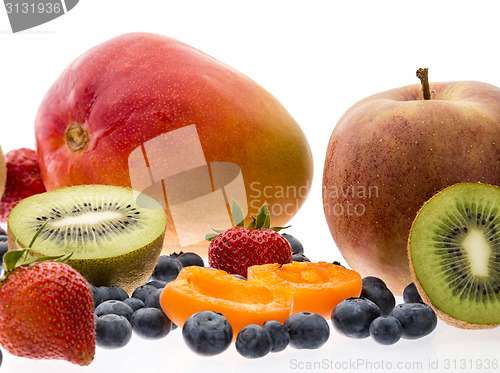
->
[205,233,219,242]
[231,200,245,227]
[247,216,257,230]
[28,220,49,248]
[270,225,291,232]
[255,203,269,229]
[3,249,27,273]
[208,226,226,234]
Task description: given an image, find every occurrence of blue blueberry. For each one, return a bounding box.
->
[0,236,7,242]
[369,316,403,345]
[95,314,132,349]
[88,282,103,309]
[235,324,273,358]
[362,276,387,288]
[331,297,381,338]
[151,255,183,282]
[232,274,247,281]
[284,311,330,349]
[403,283,423,303]
[281,233,304,254]
[131,284,157,302]
[95,300,134,321]
[292,253,310,262]
[0,346,2,367]
[97,286,129,301]
[144,288,163,309]
[146,279,168,289]
[263,320,290,352]
[360,283,396,316]
[0,226,6,236]
[131,307,172,340]
[391,303,437,339]
[177,252,205,267]
[182,311,233,356]
[0,241,9,264]
[123,297,145,312]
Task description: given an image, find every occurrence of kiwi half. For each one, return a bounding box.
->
[408,183,500,329]
[7,184,167,293]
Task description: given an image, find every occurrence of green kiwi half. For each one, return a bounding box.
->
[408,183,500,329]
[7,184,167,293]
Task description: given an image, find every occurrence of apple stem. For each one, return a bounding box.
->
[416,68,431,100]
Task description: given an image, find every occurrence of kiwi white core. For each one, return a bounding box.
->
[8,185,167,260]
[463,229,491,277]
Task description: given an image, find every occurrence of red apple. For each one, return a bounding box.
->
[35,32,313,254]
[323,70,500,294]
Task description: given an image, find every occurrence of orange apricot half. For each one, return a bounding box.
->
[159,266,292,337]
[247,261,362,318]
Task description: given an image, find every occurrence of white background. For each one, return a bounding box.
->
[1,1,500,372]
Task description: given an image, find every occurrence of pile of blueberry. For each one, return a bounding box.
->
[332,277,437,345]
[90,250,206,348]
[0,226,8,265]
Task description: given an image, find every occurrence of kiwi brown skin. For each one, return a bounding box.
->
[407,183,500,330]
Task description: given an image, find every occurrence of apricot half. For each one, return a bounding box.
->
[247,261,362,318]
[159,266,292,337]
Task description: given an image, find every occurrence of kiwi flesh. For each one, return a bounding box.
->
[408,183,500,329]
[7,184,167,294]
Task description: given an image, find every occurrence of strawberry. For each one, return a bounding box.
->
[0,249,95,365]
[206,201,292,277]
[0,148,46,222]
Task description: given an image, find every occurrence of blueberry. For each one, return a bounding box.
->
[123,297,145,312]
[391,303,437,339]
[235,324,273,358]
[182,311,233,356]
[131,307,172,340]
[403,283,423,303]
[144,288,163,309]
[281,233,304,255]
[284,311,330,349]
[88,282,103,309]
[95,300,134,321]
[95,314,132,349]
[263,320,290,352]
[97,286,129,301]
[177,252,205,267]
[131,284,157,302]
[146,280,168,289]
[369,316,403,345]
[0,241,8,263]
[0,226,6,235]
[362,276,387,288]
[360,283,395,316]
[292,253,310,262]
[232,274,247,281]
[0,236,7,242]
[332,261,344,267]
[151,255,183,283]
[0,346,2,367]
[331,297,381,338]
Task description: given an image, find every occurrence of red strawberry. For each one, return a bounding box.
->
[0,250,95,365]
[0,148,46,222]
[207,201,292,277]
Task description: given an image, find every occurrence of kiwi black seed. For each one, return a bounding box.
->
[408,183,500,329]
[7,184,167,294]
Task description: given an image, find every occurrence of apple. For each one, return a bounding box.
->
[35,32,313,255]
[322,69,500,294]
